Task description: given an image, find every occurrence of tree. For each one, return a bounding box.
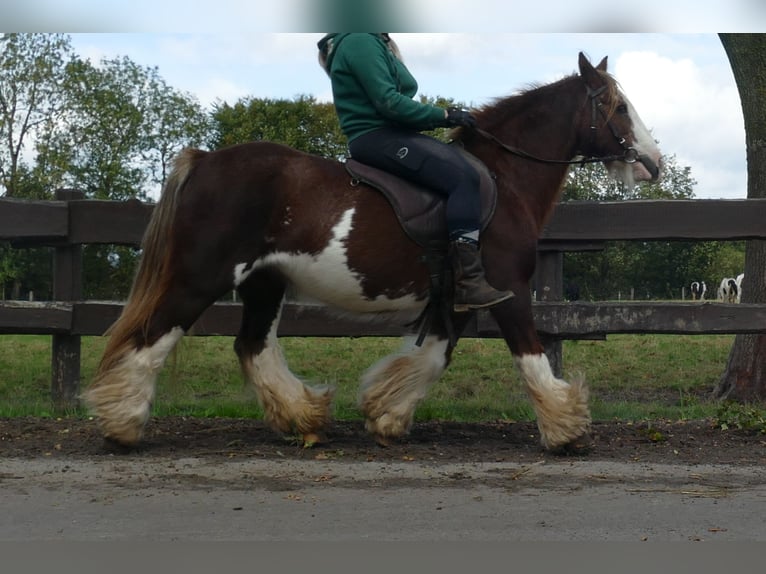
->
[0,33,72,198]
[714,34,766,401]
[1,41,212,299]
[38,55,212,298]
[211,95,347,159]
[142,82,211,188]
[0,34,74,300]
[36,56,205,201]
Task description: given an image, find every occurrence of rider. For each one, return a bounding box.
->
[317,33,513,312]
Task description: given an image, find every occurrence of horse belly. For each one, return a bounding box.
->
[235,206,425,314]
[278,251,423,313]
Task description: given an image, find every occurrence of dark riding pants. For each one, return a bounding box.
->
[348,127,481,239]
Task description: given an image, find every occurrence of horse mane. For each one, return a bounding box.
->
[467,69,620,132]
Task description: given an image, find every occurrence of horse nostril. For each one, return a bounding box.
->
[640,155,661,181]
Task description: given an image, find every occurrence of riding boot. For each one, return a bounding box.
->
[449,238,514,312]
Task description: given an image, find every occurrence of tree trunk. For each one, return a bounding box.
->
[714,34,766,401]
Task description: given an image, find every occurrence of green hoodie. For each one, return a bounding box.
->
[318,33,448,142]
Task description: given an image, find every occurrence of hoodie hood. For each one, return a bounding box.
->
[317,33,349,75]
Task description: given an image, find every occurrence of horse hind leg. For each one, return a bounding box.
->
[235,271,334,445]
[84,290,212,447]
[359,334,450,445]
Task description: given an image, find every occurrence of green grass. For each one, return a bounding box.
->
[0,333,736,422]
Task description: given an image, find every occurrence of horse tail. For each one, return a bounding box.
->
[96,147,206,374]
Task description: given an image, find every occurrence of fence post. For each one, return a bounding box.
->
[51,189,84,410]
[535,250,564,377]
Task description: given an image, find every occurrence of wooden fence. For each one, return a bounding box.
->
[2,189,766,408]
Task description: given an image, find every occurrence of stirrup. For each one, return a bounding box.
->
[453,289,514,313]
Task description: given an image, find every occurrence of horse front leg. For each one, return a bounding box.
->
[491,291,591,451]
[235,271,334,445]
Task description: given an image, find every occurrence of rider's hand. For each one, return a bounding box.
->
[445,107,477,128]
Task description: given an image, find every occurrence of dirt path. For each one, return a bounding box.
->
[2,417,765,465]
[2,417,766,541]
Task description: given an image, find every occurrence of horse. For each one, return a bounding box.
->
[690,281,700,300]
[690,281,706,301]
[718,277,738,303]
[84,52,662,452]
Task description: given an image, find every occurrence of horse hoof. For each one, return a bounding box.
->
[102,436,140,454]
[374,434,392,448]
[302,432,324,448]
[550,432,593,455]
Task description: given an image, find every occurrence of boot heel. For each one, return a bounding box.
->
[449,239,514,312]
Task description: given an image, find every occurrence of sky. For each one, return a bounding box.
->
[4,1,765,200]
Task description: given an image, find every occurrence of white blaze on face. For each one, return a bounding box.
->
[605,92,662,187]
[624,93,662,182]
[625,97,654,153]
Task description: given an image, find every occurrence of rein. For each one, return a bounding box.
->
[471,82,641,167]
[473,127,633,166]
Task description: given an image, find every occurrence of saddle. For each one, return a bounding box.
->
[344,145,497,249]
[344,146,498,346]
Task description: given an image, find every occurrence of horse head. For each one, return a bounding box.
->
[576,52,662,187]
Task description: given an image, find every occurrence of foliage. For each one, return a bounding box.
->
[38,55,210,200]
[0,245,22,299]
[81,245,141,300]
[211,94,346,158]
[0,33,73,199]
[141,78,212,187]
[715,401,766,433]
[1,34,211,301]
[564,153,695,201]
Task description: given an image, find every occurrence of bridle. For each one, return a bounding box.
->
[471,80,655,176]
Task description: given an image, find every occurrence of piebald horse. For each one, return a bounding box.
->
[85,53,661,452]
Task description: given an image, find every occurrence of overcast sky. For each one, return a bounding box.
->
[5,1,764,200]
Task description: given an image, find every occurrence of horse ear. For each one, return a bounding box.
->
[578,52,599,83]
[578,52,591,74]
[578,52,609,76]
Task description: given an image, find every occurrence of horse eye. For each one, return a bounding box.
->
[616,103,629,114]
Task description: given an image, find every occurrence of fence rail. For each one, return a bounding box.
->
[2,300,765,338]
[2,190,765,408]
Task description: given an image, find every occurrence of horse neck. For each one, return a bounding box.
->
[466,81,584,229]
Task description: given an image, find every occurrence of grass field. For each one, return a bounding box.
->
[0,333,736,423]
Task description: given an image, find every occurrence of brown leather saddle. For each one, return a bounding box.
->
[344,145,497,249]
